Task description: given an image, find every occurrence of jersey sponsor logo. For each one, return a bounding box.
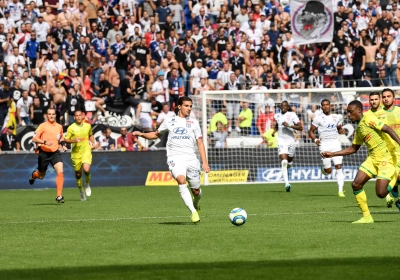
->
[326,124,335,129]
[173,127,188,135]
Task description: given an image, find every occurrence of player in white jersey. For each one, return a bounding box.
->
[134,96,210,223]
[272,101,303,192]
[309,99,346,197]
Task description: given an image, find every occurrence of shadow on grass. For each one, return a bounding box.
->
[1,257,399,280]
[157,222,194,226]
[30,203,60,206]
[306,194,336,197]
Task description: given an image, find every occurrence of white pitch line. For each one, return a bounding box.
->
[0,210,396,225]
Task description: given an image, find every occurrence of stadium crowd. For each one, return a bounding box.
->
[0,0,399,152]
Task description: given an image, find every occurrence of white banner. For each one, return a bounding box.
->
[290,0,334,44]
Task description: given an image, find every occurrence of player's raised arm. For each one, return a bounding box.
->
[381,125,400,146]
[322,144,361,158]
[283,121,303,131]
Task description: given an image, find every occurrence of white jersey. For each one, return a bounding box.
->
[312,113,342,143]
[274,111,300,143]
[158,116,202,159]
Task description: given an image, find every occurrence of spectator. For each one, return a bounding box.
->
[117,127,145,151]
[96,128,116,151]
[211,121,228,148]
[156,103,176,127]
[151,70,169,103]
[0,125,19,153]
[223,73,242,133]
[262,120,278,148]
[307,105,322,125]
[16,90,33,126]
[92,72,112,116]
[209,106,227,133]
[31,96,45,125]
[257,105,275,135]
[190,59,208,94]
[238,101,253,136]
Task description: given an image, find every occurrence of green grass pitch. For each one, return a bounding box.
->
[0,182,399,280]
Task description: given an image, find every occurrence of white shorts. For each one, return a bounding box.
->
[167,157,201,188]
[278,142,297,157]
[319,141,343,165]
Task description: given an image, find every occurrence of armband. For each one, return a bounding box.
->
[60,141,66,146]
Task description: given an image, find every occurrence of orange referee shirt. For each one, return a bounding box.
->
[34,121,64,152]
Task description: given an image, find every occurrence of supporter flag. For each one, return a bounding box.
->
[290,0,334,44]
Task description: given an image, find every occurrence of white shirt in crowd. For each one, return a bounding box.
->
[190,67,208,89]
[32,21,50,43]
[274,111,300,143]
[21,77,35,91]
[157,116,203,159]
[16,96,33,117]
[7,54,25,75]
[387,40,398,65]
[46,59,67,74]
[151,79,169,103]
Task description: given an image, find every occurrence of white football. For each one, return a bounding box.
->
[229,208,247,226]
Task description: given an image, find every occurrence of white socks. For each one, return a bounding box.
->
[179,184,196,213]
[336,169,344,192]
[193,189,202,208]
[281,160,289,185]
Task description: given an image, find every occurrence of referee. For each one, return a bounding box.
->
[29,108,67,203]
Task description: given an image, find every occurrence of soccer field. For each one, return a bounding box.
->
[0,182,399,280]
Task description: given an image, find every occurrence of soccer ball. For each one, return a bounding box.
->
[229,208,247,226]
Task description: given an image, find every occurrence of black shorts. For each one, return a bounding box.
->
[38,150,62,172]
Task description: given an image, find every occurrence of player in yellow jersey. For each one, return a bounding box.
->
[64,110,95,201]
[322,100,400,224]
[366,92,396,207]
[381,88,400,211]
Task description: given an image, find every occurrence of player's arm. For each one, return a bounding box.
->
[32,126,52,146]
[308,124,321,146]
[382,124,400,146]
[133,131,160,140]
[282,121,303,131]
[197,138,210,173]
[322,144,361,158]
[337,124,346,134]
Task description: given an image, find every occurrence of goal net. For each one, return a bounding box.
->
[192,86,400,185]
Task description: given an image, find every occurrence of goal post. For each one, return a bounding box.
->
[193,86,400,186]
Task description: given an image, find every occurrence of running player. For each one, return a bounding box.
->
[29,108,67,203]
[64,110,94,201]
[380,89,400,210]
[366,92,395,207]
[133,96,210,223]
[272,101,303,192]
[309,99,346,197]
[322,100,400,224]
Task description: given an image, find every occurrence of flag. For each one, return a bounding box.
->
[290,0,334,44]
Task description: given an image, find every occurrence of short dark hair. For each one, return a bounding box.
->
[178,96,193,106]
[348,100,363,111]
[382,88,395,97]
[74,110,83,115]
[321,99,330,105]
[369,92,380,98]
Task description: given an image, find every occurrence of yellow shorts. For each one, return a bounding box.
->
[360,154,396,187]
[71,151,92,172]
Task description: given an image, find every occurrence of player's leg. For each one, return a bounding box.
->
[279,151,290,191]
[333,154,345,197]
[75,169,86,201]
[226,103,233,132]
[83,163,92,197]
[169,159,198,222]
[351,168,374,224]
[51,152,65,203]
[187,160,202,215]
[29,152,49,184]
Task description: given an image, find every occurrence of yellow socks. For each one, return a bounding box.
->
[354,189,371,218]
